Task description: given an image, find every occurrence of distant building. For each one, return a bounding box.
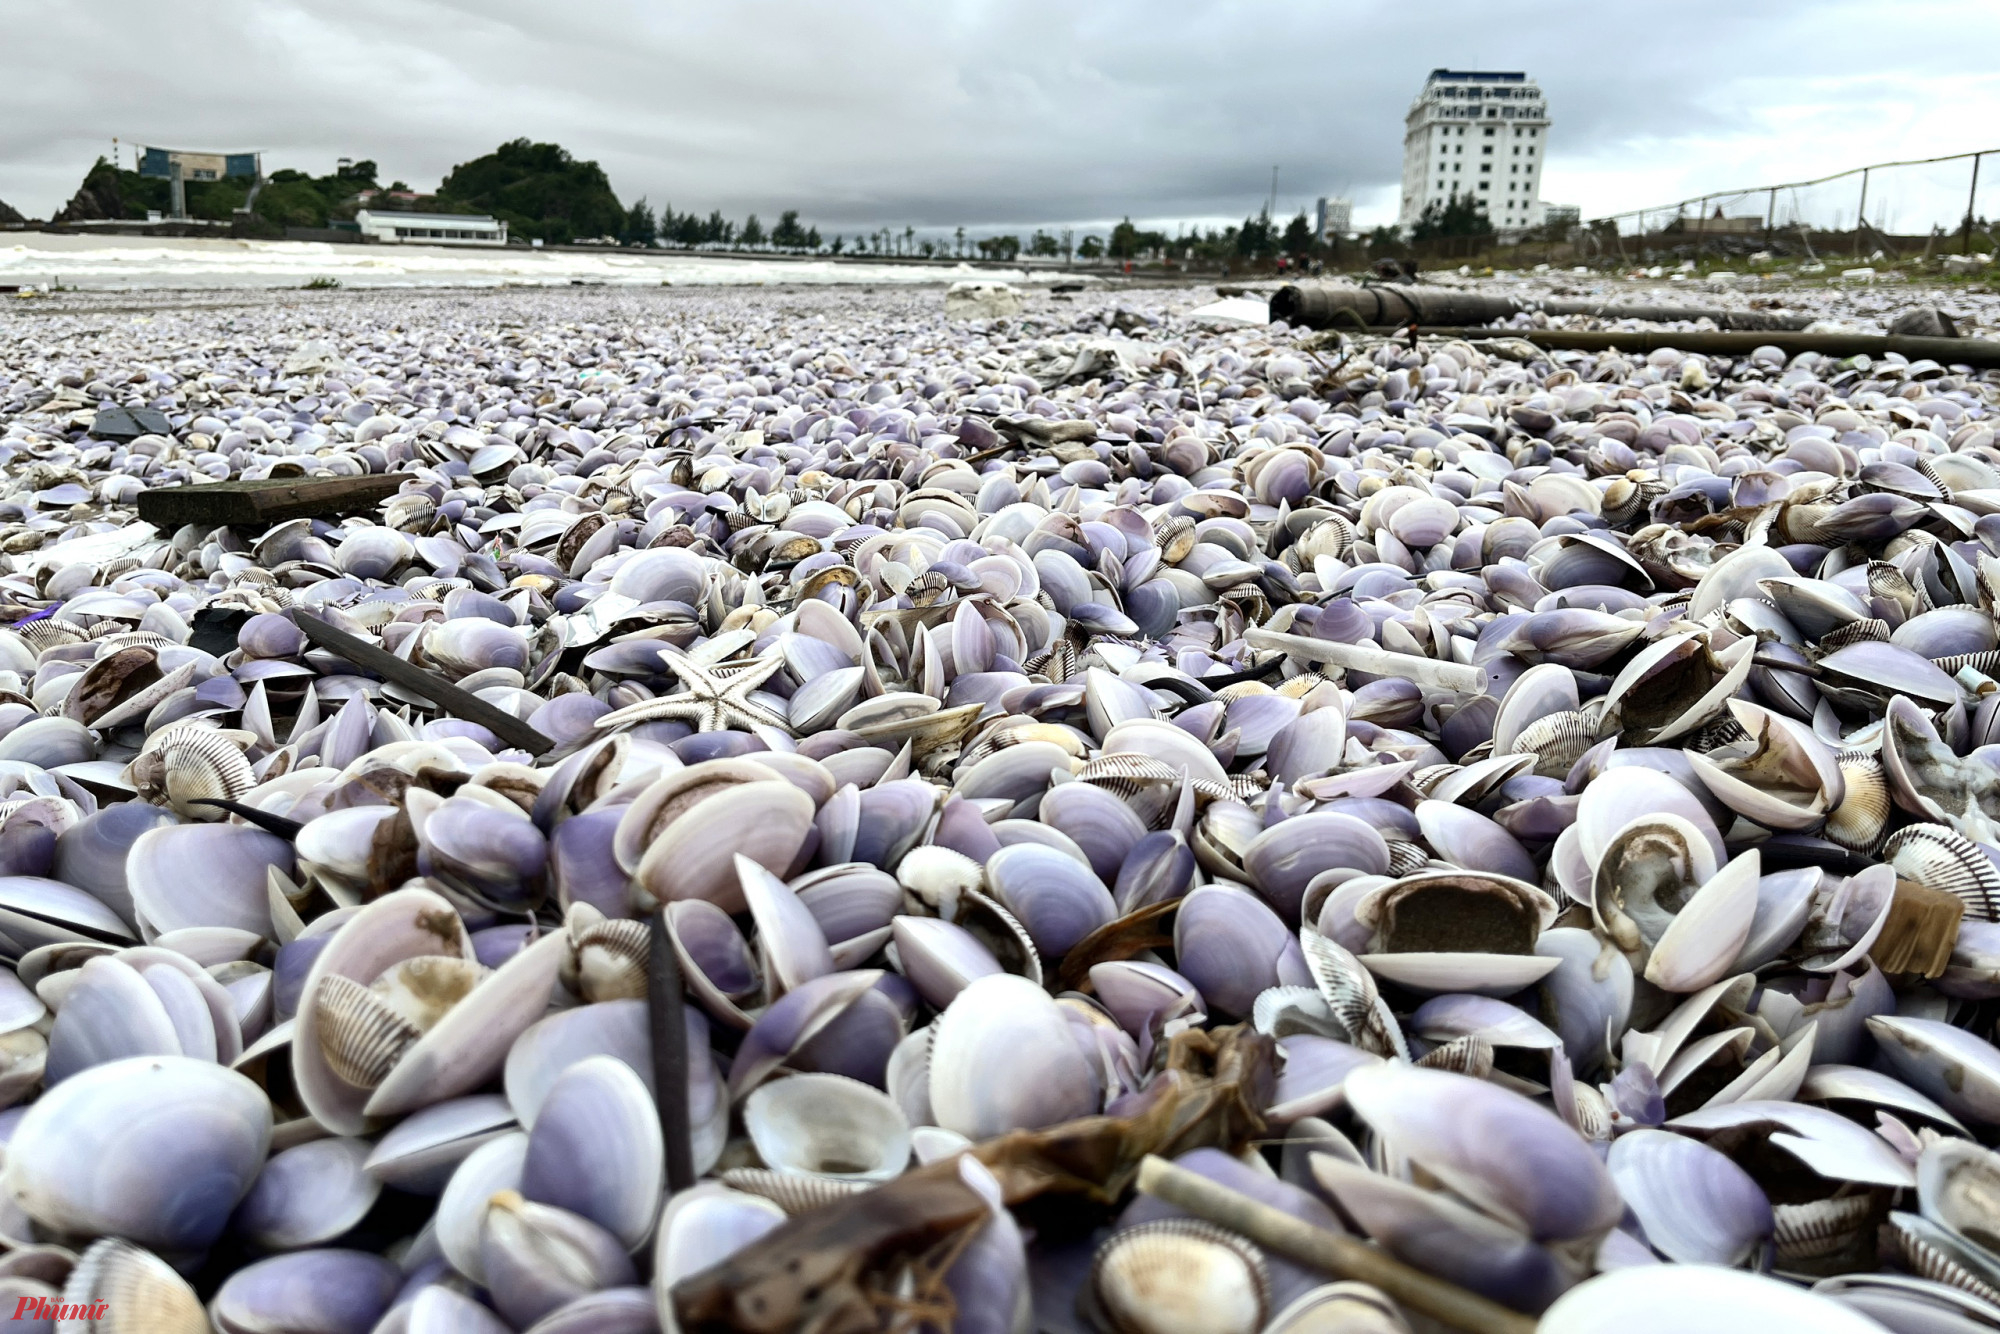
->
[1315,197,1353,240]
[139,148,261,184]
[354,210,508,246]
[1400,70,1549,234]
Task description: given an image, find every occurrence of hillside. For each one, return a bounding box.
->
[437,139,625,244]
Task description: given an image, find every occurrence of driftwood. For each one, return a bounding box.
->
[1135,1156,1540,1334]
[1412,325,2000,369]
[670,1025,1277,1334]
[1269,282,1815,332]
[136,474,405,528]
[284,609,555,756]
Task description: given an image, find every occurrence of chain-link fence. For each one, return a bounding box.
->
[1590,149,2000,258]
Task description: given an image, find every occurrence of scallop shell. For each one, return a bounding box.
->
[1885,1212,2000,1307]
[1886,825,2000,921]
[1091,1219,1271,1334]
[1822,751,1888,853]
[1773,1194,1876,1266]
[60,1237,209,1334]
[314,973,425,1089]
[157,728,256,820]
[1506,709,1598,778]
[717,1166,874,1215]
[1153,515,1198,564]
[564,908,649,1003]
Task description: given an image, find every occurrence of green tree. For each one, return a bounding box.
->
[954,225,966,257]
[1410,194,1493,241]
[1367,224,1401,248]
[1281,210,1315,255]
[976,234,1021,260]
[829,234,845,255]
[436,139,624,243]
[1234,211,1276,259]
[771,209,806,249]
[740,214,765,248]
[623,198,657,246]
[1029,230,1059,257]
[1077,234,1105,259]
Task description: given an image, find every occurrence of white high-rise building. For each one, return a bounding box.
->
[1315,196,1352,240]
[1399,70,1549,234]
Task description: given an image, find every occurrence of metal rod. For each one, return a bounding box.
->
[1243,627,1488,693]
[1585,143,2000,229]
[285,609,555,755]
[1135,1156,1539,1334]
[1966,153,1984,257]
[650,907,696,1193]
[1857,168,1870,256]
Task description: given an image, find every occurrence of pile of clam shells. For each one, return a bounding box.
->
[0,282,1998,1333]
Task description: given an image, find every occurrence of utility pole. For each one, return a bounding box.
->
[1269,166,1279,220]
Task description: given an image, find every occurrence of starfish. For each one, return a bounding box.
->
[594,646,794,735]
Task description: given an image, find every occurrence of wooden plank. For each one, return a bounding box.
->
[286,609,555,756]
[136,475,405,529]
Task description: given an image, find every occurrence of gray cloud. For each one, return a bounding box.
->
[3,0,1996,233]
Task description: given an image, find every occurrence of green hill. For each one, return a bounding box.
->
[437,140,624,245]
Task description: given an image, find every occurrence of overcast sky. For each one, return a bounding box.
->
[4,0,1998,236]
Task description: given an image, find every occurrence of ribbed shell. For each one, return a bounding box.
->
[1937,649,2000,677]
[1508,709,1598,778]
[1887,825,2000,922]
[1092,1219,1270,1334]
[718,1167,873,1216]
[16,617,90,651]
[905,570,953,607]
[1773,1194,1875,1265]
[61,1237,208,1334]
[1415,1034,1495,1079]
[1153,515,1198,564]
[1822,752,1888,853]
[1886,1213,2000,1308]
[157,728,255,818]
[314,973,423,1089]
[1076,753,1234,805]
[569,917,650,1002]
[1818,618,1893,650]
[1385,840,1431,878]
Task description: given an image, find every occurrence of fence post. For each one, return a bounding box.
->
[1856,169,1870,255]
[1765,188,1777,245]
[1966,154,1983,256]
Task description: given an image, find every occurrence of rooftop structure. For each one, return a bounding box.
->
[1400,70,1548,235]
[354,210,509,246]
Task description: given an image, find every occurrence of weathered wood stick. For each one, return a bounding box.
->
[1243,627,1489,694]
[136,474,404,528]
[650,907,697,1193]
[1135,1155,1539,1334]
[285,609,555,755]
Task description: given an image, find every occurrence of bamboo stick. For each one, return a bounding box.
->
[1243,627,1489,694]
[1135,1155,1539,1334]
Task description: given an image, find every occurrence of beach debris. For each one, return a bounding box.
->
[944,280,1022,319]
[0,279,1989,1332]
